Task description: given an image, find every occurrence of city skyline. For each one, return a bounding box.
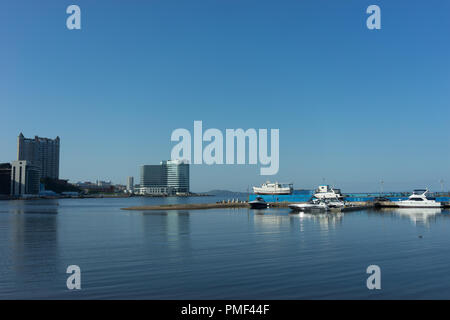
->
[1,0,450,192]
[3,0,450,304]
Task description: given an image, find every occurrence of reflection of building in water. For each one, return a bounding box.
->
[8,201,59,278]
[141,210,191,251]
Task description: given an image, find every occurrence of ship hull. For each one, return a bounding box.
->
[395,202,442,208]
[253,191,292,195]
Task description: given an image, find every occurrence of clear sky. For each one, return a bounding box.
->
[1,0,449,192]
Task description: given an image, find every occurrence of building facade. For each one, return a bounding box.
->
[10,161,41,196]
[17,133,60,179]
[163,160,189,193]
[0,163,12,195]
[126,176,134,193]
[140,160,189,195]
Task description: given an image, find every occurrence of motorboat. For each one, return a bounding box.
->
[325,198,346,209]
[289,198,329,212]
[395,189,442,208]
[249,196,269,209]
[314,185,344,200]
[253,182,293,195]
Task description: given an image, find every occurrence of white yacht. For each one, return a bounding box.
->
[395,189,442,208]
[253,182,293,195]
[314,185,344,200]
[289,198,329,212]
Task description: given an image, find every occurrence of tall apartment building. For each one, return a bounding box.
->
[17,133,60,179]
[10,161,41,196]
[140,160,189,195]
[126,176,134,193]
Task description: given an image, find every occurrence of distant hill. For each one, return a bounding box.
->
[202,190,250,197]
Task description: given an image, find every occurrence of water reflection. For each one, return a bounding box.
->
[396,208,441,225]
[141,210,191,251]
[6,200,59,285]
[252,209,289,229]
[296,212,343,231]
[251,208,344,232]
[375,208,443,226]
[8,200,59,215]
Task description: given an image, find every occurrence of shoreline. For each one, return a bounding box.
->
[0,194,214,201]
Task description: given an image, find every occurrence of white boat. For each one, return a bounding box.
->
[325,199,346,209]
[314,185,343,200]
[289,198,329,212]
[395,189,442,208]
[253,182,293,195]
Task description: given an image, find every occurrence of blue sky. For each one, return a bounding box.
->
[1,0,449,192]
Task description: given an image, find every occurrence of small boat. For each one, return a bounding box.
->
[289,198,329,212]
[395,189,442,208]
[249,196,269,209]
[253,182,293,195]
[325,199,346,209]
[314,185,344,200]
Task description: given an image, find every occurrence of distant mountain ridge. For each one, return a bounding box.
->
[201,190,250,196]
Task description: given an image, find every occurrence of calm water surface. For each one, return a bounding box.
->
[1,197,450,299]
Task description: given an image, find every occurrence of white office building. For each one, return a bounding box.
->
[10,160,41,196]
[140,160,189,195]
[126,176,134,193]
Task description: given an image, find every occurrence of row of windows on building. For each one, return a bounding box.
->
[137,160,190,195]
[0,134,60,197]
[0,161,41,196]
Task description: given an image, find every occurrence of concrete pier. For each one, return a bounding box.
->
[121,201,374,211]
[121,202,248,211]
